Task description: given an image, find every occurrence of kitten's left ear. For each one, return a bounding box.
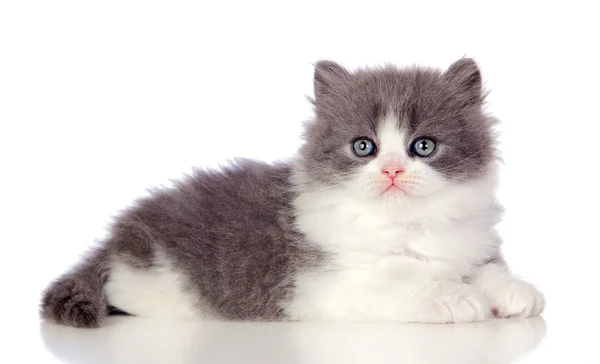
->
[443,58,484,105]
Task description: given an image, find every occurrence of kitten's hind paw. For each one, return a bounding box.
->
[40,277,106,328]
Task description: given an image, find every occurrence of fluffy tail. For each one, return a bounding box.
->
[40,247,111,328]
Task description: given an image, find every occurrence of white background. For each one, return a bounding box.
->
[1,1,599,363]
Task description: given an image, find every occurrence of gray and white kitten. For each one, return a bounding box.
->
[41,58,544,328]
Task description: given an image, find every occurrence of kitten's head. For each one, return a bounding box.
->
[297,58,497,200]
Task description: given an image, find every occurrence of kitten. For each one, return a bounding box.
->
[40,58,544,328]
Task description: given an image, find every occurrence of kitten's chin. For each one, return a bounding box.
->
[368,180,447,201]
[379,184,409,197]
[372,181,421,198]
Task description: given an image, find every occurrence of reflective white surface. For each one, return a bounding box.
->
[40,317,547,364]
[4,304,600,364]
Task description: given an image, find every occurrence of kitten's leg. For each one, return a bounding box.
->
[372,258,492,323]
[289,262,491,323]
[104,251,206,320]
[40,247,110,328]
[406,280,491,323]
[470,262,545,318]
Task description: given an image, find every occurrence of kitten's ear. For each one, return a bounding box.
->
[443,58,483,105]
[314,60,350,100]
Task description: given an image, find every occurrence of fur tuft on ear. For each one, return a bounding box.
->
[313,60,350,100]
[444,58,483,105]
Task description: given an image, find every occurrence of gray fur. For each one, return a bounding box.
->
[41,160,323,327]
[41,247,110,328]
[40,58,498,328]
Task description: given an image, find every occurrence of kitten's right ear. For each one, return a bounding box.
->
[314,60,350,100]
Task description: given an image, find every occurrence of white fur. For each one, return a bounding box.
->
[286,114,507,323]
[105,251,212,319]
[471,263,545,318]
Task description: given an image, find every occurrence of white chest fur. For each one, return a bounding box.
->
[296,183,498,272]
[285,177,501,321]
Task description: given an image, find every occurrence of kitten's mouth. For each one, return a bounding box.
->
[382,183,405,195]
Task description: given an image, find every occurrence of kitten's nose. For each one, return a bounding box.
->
[382,166,404,179]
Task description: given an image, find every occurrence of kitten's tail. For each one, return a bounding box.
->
[40,246,111,328]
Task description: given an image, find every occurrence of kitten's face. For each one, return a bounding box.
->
[299,59,496,200]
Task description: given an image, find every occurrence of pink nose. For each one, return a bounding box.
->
[382,166,404,179]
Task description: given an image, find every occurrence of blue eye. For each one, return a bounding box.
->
[352,138,377,157]
[411,137,436,157]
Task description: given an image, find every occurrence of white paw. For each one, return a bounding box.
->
[483,279,545,318]
[415,282,490,324]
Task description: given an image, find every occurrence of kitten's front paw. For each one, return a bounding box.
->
[415,282,490,324]
[483,279,545,318]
